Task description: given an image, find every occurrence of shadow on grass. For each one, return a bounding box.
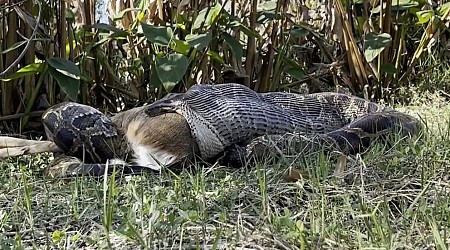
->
[0,105,449,249]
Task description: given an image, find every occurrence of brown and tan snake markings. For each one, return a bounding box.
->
[41,83,422,177]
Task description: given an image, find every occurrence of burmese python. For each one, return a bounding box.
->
[42,83,422,176]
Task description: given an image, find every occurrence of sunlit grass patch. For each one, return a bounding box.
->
[0,101,449,249]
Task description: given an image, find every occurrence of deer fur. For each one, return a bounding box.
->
[110,106,198,170]
[1,105,198,172]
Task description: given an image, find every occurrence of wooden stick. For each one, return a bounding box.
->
[0,110,44,122]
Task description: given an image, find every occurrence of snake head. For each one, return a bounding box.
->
[42,102,122,163]
[42,102,75,152]
[145,93,183,117]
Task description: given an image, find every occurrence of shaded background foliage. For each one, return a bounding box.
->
[0,0,449,134]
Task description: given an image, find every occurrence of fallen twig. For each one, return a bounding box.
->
[0,110,44,121]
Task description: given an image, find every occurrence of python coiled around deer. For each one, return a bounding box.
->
[41,83,422,177]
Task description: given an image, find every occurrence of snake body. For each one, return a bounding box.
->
[145,83,420,157]
[41,83,422,176]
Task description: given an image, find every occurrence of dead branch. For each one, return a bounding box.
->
[0,110,44,121]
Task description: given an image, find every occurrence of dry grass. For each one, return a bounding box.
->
[0,95,449,249]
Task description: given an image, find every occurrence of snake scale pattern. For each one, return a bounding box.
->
[42,83,422,177]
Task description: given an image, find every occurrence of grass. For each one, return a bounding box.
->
[1,95,450,249]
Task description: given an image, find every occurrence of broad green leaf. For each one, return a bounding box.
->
[284,66,304,81]
[91,23,123,33]
[364,32,392,62]
[91,30,129,48]
[65,8,76,21]
[356,16,366,32]
[206,3,222,26]
[437,2,450,16]
[132,58,142,69]
[222,33,243,62]
[207,50,224,64]
[136,11,145,23]
[280,53,307,81]
[192,8,208,31]
[2,40,27,54]
[1,63,44,81]
[48,69,80,101]
[47,57,81,80]
[281,53,304,70]
[136,2,146,23]
[113,8,140,21]
[109,30,130,39]
[47,57,80,101]
[176,11,189,26]
[257,1,277,11]
[171,39,191,55]
[192,4,222,31]
[75,28,95,41]
[256,1,280,23]
[408,7,420,15]
[141,23,173,46]
[91,37,110,48]
[236,22,263,40]
[289,28,309,38]
[257,10,281,23]
[155,53,189,92]
[380,63,398,74]
[226,14,262,39]
[416,10,434,24]
[372,0,418,13]
[150,63,163,88]
[89,23,126,42]
[186,31,212,51]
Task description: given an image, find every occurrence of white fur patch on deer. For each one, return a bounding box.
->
[112,108,197,171]
[131,144,178,170]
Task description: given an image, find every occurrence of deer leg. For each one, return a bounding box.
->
[0,136,62,158]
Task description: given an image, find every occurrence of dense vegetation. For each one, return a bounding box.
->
[0,0,450,249]
[0,0,450,130]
